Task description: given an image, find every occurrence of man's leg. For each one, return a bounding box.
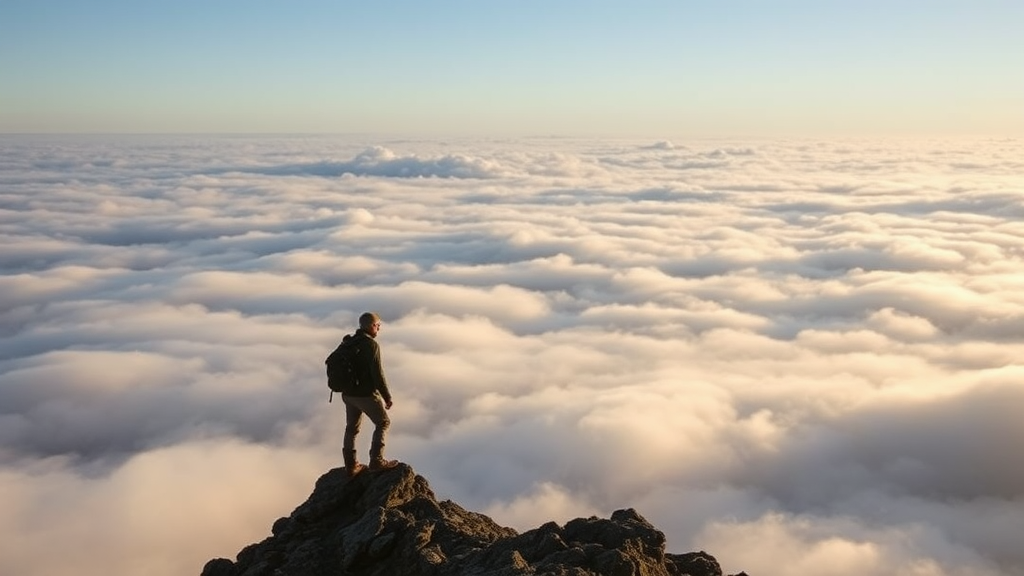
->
[342,396,365,476]
[365,398,390,463]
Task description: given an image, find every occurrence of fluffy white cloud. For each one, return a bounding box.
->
[1,135,1023,576]
[0,439,328,576]
[697,513,1007,576]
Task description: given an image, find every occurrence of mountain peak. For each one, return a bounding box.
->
[201,462,746,576]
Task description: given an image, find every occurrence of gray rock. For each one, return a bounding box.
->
[200,463,746,576]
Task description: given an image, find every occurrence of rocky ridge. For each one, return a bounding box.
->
[201,463,747,576]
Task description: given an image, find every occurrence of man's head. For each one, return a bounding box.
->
[359,312,382,338]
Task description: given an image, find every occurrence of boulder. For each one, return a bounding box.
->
[200,463,745,576]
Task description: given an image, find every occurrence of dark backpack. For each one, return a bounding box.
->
[325,336,362,402]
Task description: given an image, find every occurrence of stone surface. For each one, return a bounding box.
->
[200,463,745,576]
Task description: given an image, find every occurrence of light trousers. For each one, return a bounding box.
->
[342,393,390,461]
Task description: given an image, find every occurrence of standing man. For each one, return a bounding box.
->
[341,312,398,476]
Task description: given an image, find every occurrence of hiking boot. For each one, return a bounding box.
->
[345,462,366,478]
[369,458,399,472]
[343,449,365,478]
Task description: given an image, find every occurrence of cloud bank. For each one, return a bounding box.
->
[1,134,1023,576]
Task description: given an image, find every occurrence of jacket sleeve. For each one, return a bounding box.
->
[366,339,392,403]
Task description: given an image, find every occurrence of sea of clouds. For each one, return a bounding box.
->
[1,134,1022,576]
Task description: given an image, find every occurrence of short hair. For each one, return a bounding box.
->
[359,312,381,330]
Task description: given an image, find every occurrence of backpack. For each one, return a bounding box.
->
[325,336,362,402]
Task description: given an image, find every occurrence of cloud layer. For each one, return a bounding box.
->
[1,134,1022,576]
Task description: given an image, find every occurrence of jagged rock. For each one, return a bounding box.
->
[200,463,746,576]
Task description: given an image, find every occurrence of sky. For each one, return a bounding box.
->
[1,134,1023,576]
[1,1,1023,136]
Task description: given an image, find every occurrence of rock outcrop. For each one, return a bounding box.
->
[201,463,746,576]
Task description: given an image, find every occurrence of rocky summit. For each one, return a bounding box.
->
[201,463,747,576]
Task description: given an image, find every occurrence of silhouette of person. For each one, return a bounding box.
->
[340,312,399,476]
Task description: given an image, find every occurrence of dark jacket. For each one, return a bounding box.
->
[342,330,392,403]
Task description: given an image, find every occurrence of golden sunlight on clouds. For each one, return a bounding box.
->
[1,135,1022,576]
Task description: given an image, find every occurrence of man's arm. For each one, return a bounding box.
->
[368,340,393,407]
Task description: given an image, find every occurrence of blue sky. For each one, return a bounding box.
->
[1,1,1022,136]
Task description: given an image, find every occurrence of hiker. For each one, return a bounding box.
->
[340,312,398,476]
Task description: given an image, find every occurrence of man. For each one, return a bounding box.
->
[341,312,399,477]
